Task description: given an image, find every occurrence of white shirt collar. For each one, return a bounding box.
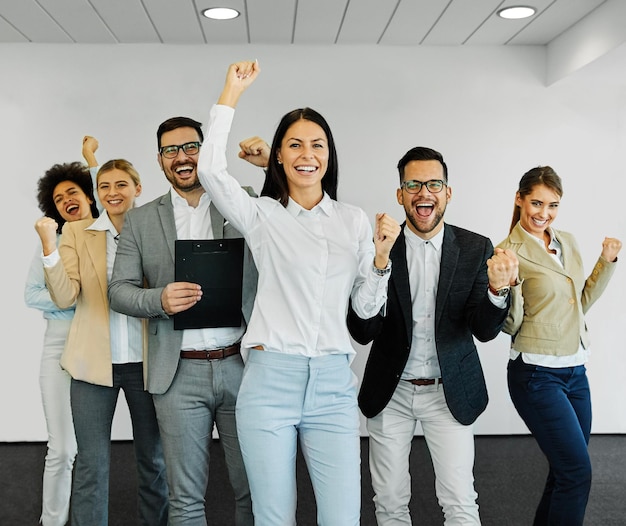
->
[86,210,117,236]
[169,187,210,209]
[286,192,333,217]
[404,222,445,252]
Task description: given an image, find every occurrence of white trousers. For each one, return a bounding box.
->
[39,319,77,526]
[366,380,480,525]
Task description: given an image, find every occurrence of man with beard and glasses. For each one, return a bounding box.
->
[108,116,256,526]
[347,146,518,525]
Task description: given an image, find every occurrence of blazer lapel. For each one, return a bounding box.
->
[436,224,459,327]
[391,228,413,344]
[512,223,567,277]
[84,229,108,304]
[157,194,178,263]
[210,203,225,240]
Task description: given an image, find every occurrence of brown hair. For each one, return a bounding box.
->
[509,166,563,233]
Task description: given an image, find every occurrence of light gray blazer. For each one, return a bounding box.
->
[108,191,257,394]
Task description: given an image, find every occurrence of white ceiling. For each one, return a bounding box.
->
[0,0,611,46]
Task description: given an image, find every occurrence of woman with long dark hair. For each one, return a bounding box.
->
[197,60,400,525]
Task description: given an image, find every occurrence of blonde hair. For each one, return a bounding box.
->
[97,159,141,187]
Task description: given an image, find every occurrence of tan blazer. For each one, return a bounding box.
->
[45,218,114,386]
[497,222,616,356]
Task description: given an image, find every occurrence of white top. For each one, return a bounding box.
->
[197,104,390,357]
[87,212,142,364]
[402,225,443,379]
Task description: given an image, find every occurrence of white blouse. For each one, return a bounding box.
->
[197,104,390,357]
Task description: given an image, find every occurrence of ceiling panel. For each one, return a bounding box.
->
[0,0,615,48]
[421,0,503,45]
[0,0,72,43]
[90,0,159,44]
[466,0,555,45]
[294,0,347,45]
[336,0,398,44]
[37,0,116,43]
[247,0,295,44]
[379,0,450,46]
[509,0,606,45]
[142,0,204,44]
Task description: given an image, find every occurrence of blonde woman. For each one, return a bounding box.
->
[38,159,168,525]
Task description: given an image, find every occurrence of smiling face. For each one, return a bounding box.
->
[396,159,451,240]
[277,119,328,202]
[158,126,202,195]
[53,180,94,223]
[97,168,142,221]
[516,183,560,240]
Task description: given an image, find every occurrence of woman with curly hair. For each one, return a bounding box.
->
[24,159,98,526]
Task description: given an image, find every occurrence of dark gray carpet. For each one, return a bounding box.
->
[1,435,624,525]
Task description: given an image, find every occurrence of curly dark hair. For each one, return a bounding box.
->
[36,162,99,233]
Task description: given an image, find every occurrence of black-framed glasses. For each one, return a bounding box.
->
[159,141,202,159]
[401,179,446,194]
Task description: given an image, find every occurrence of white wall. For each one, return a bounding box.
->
[2,43,625,441]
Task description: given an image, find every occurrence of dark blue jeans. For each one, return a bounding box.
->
[70,363,168,526]
[507,355,592,526]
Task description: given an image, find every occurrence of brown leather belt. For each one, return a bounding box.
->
[180,343,240,360]
[404,378,442,386]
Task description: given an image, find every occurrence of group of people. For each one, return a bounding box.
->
[25,59,620,526]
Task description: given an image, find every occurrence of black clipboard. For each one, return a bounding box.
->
[174,238,244,330]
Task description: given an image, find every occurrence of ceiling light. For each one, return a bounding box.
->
[202,7,240,20]
[497,6,536,19]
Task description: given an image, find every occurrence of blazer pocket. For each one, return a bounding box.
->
[517,321,561,341]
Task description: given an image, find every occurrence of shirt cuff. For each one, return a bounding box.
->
[42,249,60,268]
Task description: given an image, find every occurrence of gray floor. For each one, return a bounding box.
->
[1,435,624,525]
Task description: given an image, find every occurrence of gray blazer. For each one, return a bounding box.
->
[108,191,257,394]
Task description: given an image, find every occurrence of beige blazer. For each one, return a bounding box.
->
[497,222,616,356]
[45,218,114,386]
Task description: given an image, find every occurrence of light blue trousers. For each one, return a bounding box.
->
[236,349,361,526]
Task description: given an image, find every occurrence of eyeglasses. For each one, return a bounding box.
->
[159,141,202,159]
[401,179,446,194]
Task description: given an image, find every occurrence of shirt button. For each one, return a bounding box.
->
[569,298,575,304]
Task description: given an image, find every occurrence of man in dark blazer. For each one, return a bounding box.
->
[108,116,256,526]
[348,146,518,525]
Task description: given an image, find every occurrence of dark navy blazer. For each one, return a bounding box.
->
[348,223,509,426]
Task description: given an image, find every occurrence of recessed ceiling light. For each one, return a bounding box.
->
[202,7,240,20]
[497,6,536,19]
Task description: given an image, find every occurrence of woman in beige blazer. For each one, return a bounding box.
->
[497,166,621,526]
[37,158,168,526]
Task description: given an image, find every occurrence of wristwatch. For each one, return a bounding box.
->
[373,260,392,276]
[488,284,510,297]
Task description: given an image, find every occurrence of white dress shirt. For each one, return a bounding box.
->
[197,104,390,357]
[169,188,246,351]
[86,212,143,364]
[402,225,443,379]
